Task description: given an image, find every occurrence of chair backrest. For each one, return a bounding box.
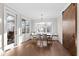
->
[42,34,47,40]
[53,35,58,40]
[36,34,41,40]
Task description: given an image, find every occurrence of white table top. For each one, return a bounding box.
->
[31,32,53,36]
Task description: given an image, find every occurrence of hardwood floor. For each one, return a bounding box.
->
[3,40,70,56]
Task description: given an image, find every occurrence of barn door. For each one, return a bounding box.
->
[63,3,77,56]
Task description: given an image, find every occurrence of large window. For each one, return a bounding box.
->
[22,19,26,34]
[7,14,15,45]
[25,20,30,33]
[4,8,17,51]
[35,22,52,34]
[22,19,30,34]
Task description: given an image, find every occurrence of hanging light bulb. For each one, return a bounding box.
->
[41,13,43,21]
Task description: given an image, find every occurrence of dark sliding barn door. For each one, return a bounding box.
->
[62,3,77,56]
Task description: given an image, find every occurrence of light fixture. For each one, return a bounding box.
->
[41,13,43,20]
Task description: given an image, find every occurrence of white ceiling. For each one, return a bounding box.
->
[6,3,70,20]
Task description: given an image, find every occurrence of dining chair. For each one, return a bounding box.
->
[37,34,43,47]
[47,35,52,44]
[42,34,47,47]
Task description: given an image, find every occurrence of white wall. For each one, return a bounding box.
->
[0,3,4,54]
[57,14,62,44]
[0,5,2,34]
[16,13,22,44]
[0,4,2,49]
[77,4,79,56]
[0,3,4,49]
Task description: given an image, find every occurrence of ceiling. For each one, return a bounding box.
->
[6,3,70,20]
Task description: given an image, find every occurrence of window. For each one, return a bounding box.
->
[22,19,30,34]
[22,19,26,34]
[35,22,52,34]
[7,14,15,45]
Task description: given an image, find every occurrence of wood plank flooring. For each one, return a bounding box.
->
[3,40,70,56]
